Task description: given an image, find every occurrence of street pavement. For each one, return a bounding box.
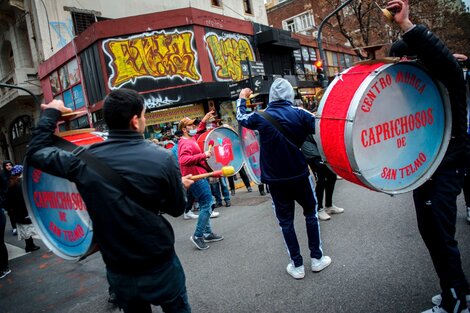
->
[0,178,469,313]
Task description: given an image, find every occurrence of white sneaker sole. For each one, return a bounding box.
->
[312,256,332,272]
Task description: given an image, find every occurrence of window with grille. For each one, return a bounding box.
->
[211,0,221,6]
[71,12,96,35]
[282,11,314,33]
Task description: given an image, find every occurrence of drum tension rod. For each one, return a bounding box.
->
[315,116,354,123]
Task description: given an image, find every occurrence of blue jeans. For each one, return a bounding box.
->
[269,175,323,267]
[188,179,214,238]
[107,252,191,313]
[210,177,230,204]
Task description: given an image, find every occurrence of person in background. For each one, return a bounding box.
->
[301,134,344,221]
[209,177,231,208]
[388,1,470,312]
[227,166,253,196]
[5,165,40,253]
[453,53,470,224]
[0,206,10,279]
[236,80,331,280]
[0,160,16,235]
[26,89,193,313]
[178,112,224,250]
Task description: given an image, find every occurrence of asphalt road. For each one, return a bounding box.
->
[1,178,469,313]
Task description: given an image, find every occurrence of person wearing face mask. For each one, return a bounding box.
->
[178,111,224,250]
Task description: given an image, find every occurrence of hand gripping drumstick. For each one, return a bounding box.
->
[191,166,235,181]
[208,139,215,150]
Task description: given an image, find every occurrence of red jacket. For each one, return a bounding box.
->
[178,122,210,176]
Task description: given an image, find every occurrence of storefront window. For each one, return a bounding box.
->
[48,58,85,112]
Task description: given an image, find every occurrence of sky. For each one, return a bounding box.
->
[465,0,470,11]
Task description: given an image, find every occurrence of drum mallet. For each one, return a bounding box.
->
[208,139,215,150]
[190,166,235,181]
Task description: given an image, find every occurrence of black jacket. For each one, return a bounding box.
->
[401,25,468,167]
[26,109,187,274]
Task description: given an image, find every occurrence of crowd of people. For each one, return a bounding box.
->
[1,0,469,312]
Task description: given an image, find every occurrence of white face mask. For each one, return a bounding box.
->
[189,129,197,136]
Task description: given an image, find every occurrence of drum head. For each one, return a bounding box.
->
[23,162,94,260]
[202,127,244,174]
[239,125,262,185]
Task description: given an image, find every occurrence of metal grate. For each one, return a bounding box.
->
[71,11,96,35]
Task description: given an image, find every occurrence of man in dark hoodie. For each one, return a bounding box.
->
[0,160,16,235]
[236,78,331,280]
[388,1,470,312]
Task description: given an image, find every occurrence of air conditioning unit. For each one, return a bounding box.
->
[312,31,318,38]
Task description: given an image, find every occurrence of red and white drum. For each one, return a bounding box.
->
[239,125,262,185]
[197,126,244,174]
[23,129,104,260]
[316,61,451,194]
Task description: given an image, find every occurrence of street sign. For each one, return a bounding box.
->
[240,61,266,76]
[229,75,266,99]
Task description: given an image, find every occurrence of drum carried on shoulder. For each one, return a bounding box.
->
[23,129,104,260]
[316,60,451,194]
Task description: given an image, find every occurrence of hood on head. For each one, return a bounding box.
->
[269,78,294,105]
[2,160,13,171]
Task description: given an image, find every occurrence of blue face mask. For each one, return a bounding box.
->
[189,129,197,136]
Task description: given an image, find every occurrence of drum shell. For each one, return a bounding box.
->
[315,61,451,194]
[239,125,262,185]
[23,131,103,260]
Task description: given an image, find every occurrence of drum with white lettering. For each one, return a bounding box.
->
[23,129,104,260]
[197,126,244,174]
[316,60,451,194]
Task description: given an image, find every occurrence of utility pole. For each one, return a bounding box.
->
[317,0,354,86]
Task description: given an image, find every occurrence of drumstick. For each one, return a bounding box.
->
[208,139,215,150]
[190,166,235,181]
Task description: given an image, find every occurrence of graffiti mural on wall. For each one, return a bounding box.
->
[50,19,74,49]
[205,32,255,82]
[103,29,202,90]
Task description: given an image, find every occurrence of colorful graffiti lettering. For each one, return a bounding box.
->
[103,30,201,89]
[205,32,255,82]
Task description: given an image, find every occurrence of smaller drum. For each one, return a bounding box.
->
[316,61,451,194]
[23,129,103,260]
[197,126,243,174]
[239,125,262,185]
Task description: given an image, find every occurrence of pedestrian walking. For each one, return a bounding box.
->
[388,1,470,312]
[301,134,344,221]
[26,89,193,313]
[1,160,17,235]
[4,165,40,253]
[236,79,331,279]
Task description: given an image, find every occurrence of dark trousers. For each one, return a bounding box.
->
[413,166,469,310]
[184,191,194,214]
[269,175,323,267]
[107,252,191,313]
[0,211,8,270]
[464,154,470,207]
[307,158,337,209]
[227,167,251,191]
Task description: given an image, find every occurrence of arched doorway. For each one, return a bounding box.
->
[9,115,33,164]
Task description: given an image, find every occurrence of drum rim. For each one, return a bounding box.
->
[23,160,94,261]
[199,126,244,174]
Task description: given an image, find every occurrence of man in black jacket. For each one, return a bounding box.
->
[26,89,193,313]
[388,1,470,312]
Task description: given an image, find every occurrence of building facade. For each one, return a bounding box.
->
[0,0,268,163]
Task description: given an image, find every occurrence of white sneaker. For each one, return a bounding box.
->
[431,294,470,307]
[325,205,344,214]
[467,207,470,223]
[210,211,220,218]
[286,262,305,279]
[311,256,331,272]
[183,211,198,220]
[317,210,331,221]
